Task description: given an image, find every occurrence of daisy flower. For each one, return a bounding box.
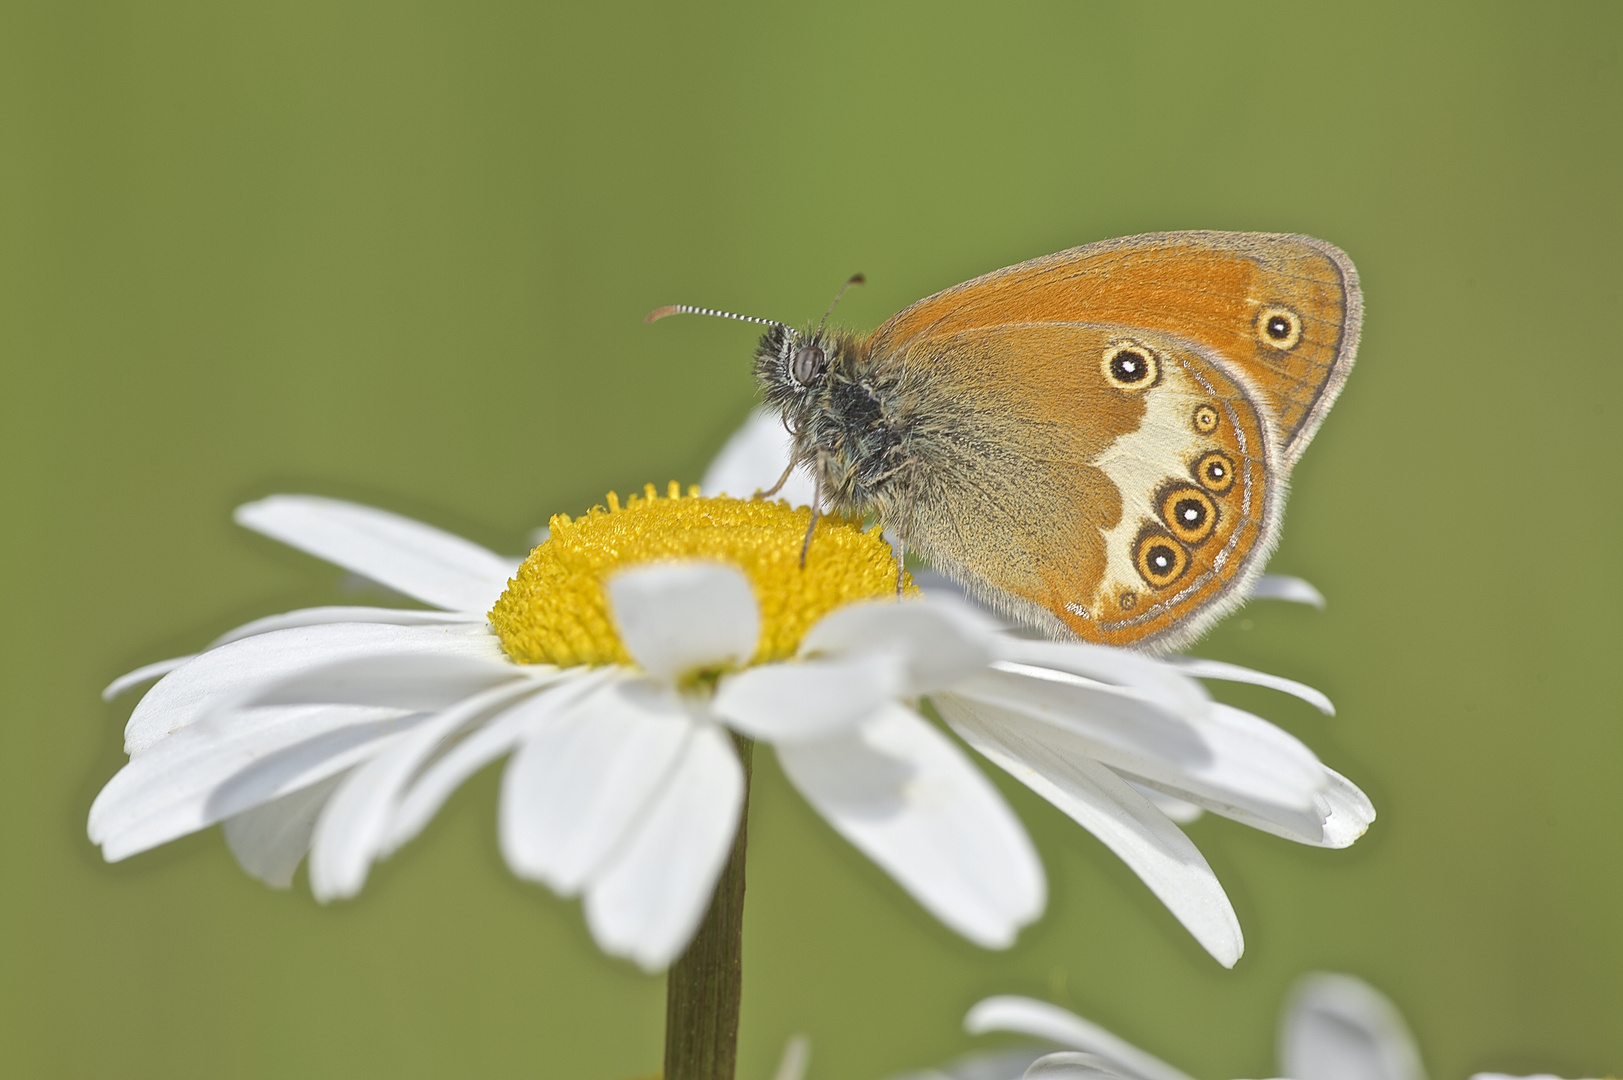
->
[92,473,1368,970]
[923,976,1606,1080]
[91,485,1040,971]
[901,973,1423,1080]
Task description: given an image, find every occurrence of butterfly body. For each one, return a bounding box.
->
[751,231,1361,651]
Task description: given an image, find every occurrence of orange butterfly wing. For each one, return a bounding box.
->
[862,232,1360,649]
[872,232,1361,466]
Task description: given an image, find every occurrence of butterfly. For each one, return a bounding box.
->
[651,232,1362,651]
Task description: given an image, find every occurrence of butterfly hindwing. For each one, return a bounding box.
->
[884,321,1276,649]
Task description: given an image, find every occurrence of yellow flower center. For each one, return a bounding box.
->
[489,482,915,668]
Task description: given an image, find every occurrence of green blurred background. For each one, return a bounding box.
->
[3,2,1619,1076]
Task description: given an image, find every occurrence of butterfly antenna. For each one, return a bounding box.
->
[645,304,787,330]
[815,274,865,338]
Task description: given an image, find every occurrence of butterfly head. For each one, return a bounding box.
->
[752,322,868,418]
[756,322,826,388]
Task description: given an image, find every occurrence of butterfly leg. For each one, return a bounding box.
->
[755,458,795,500]
[798,452,825,568]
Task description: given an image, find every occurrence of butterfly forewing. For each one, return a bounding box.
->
[870,231,1360,466]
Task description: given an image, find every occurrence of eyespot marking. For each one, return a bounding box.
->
[1256,305,1303,351]
[1102,340,1160,390]
[1118,590,1138,612]
[1193,404,1220,434]
[1160,486,1218,545]
[1192,450,1236,494]
[1134,531,1189,588]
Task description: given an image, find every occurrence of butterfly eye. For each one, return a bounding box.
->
[1192,451,1236,494]
[791,345,826,385]
[1256,305,1303,350]
[1135,532,1189,588]
[1193,404,1220,434]
[1102,342,1159,389]
[1160,486,1218,545]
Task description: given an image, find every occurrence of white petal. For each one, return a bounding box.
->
[800,598,997,694]
[606,562,760,682]
[123,622,506,755]
[1123,777,1324,847]
[102,657,194,702]
[1317,768,1376,849]
[1280,973,1424,1080]
[776,703,1044,948]
[235,495,514,612]
[1163,655,1334,715]
[771,1035,811,1080]
[1128,781,1205,824]
[965,997,1195,1080]
[208,606,481,648]
[1251,574,1327,607]
[307,680,537,901]
[222,774,346,888]
[701,407,817,507]
[152,612,481,718]
[892,1048,1054,1080]
[944,700,1242,966]
[499,675,693,894]
[1178,701,1328,816]
[945,674,1326,826]
[246,648,522,712]
[946,672,1218,787]
[1023,1053,1133,1080]
[711,652,902,743]
[583,723,745,971]
[384,669,601,852]
[909,569,1018,629]
[1120,754,1375,850]
[92,704,420,860]
[994,640,1211,719]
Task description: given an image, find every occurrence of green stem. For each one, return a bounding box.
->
[663,733,754,1080]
